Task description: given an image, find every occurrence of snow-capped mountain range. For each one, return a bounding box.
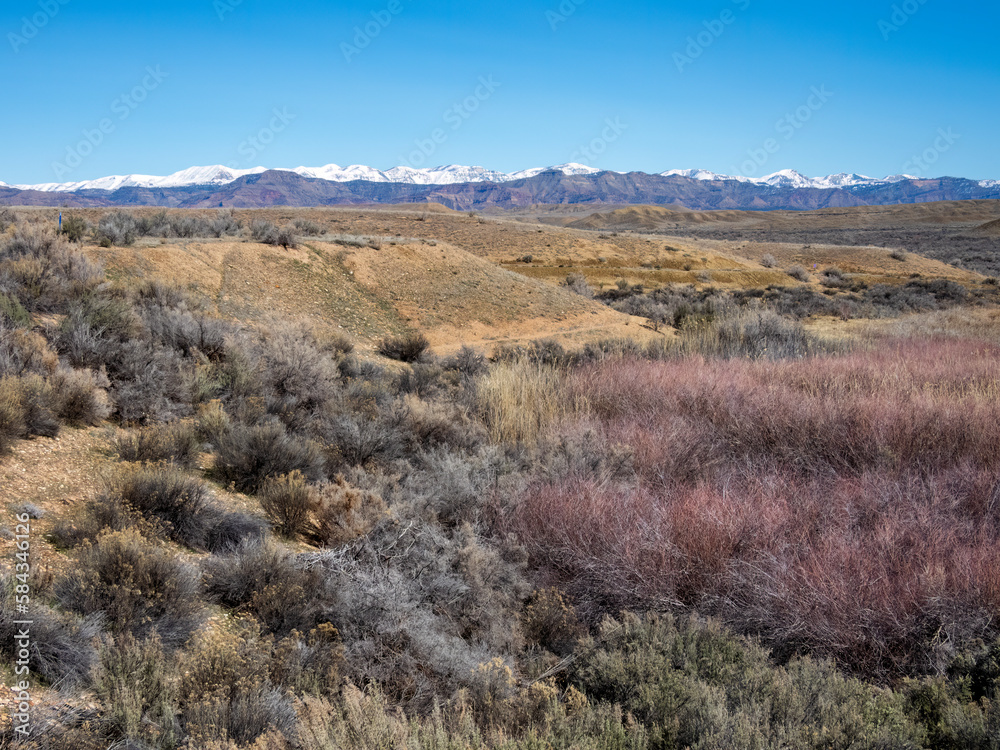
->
[8,163,605,193]
[4,164,997,194]
[659,168,928,189]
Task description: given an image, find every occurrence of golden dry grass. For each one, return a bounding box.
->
[475,360,585,445]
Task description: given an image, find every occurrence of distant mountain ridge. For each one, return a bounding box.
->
[9,163,999,194]
[2,166,999,212]
[8,163,606,193]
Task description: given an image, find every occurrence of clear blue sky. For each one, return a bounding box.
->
[2,0,997,184]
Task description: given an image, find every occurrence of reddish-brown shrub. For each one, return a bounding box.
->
[569,338,1000,477]
[510,468,1000,679]
[507,338,1000,679]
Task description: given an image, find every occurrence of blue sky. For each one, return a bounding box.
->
[2,0,997,184]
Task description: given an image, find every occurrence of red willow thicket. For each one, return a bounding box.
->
[506,338,1000,680]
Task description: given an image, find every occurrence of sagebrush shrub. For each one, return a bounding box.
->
[94,212,139,247]
[680,309,821,359]
[522,588,585,656]
[0,325,58,377]
[253,322,342,420]
[50,367,111,426]
[314,408,407,470]
[0,576,101,689]
[83,463,264,552]
[105,341,189,424]
[182,682,298,747]
[402,396,486,454]
[215,420,325,494]
[56,529,203,644]
[1,227,101,311]
[492,338,571,367]
[203,509,270,554]
[304,506,528,709]
[96,632,177,747]
[250,219,297,248]
[568,612,925,749]
[394,361,448,398]
[132,278,192,309]
[0,374,60,441]
[144,306,231,361]
[292,218,325,236]
[57,293,144,375]
[100,464,213,546]
[59,215,90,243]
[400,448,499,527]
[444,344,488,378]
[0,207,17,231]
[210,209,243,237]
[203,539,333,635]
[0,291,30,327]
[259,471,315,538]
[111,422,200,467]
[250,219,277,242]
[312,475,386,547]
[564,273,595,298]
[787,264,810,282]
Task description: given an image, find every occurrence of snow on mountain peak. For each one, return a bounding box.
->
[660,168,752,182]
[759,169,813,188]
[659,169,946,190]
[162,165,269,186]
[10,165,268,193]
[8,163,607,192]
[5,164,996,194]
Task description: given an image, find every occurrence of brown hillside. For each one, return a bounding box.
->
[87,236,654,354]
[973,218,1000,236]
